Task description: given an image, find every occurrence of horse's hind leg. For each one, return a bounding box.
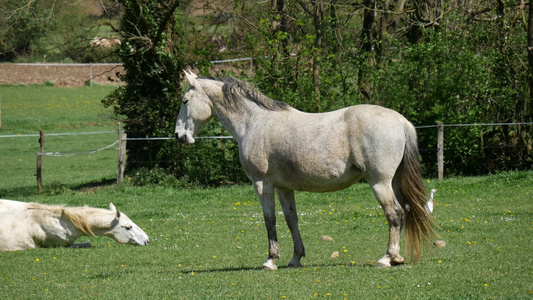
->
[68,242,91,248]
[370,180,406,268]
[277,188,305,268]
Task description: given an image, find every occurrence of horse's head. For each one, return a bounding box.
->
[175,70,214,144]
[106,203,149,246]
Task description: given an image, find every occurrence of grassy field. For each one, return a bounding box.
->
[1,85,532,299]
[0,84,119,196]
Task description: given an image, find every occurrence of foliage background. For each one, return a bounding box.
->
[1,0,532,185]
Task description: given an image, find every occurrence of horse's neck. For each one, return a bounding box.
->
[61,207,111,237]
[213,97,272,141]
[84,209,115,233]
[199,79,251,140]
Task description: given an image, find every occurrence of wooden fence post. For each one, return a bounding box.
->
[88,63,93,87]
[36,130,44,192]
[437,122,444,180]
[117,128,127,185]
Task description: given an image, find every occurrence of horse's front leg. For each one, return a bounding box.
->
[277,187,305,268]
[253,180,279,271]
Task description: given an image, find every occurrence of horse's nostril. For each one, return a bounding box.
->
[174,133,180,139]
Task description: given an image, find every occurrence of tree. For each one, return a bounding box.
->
[0,0,57,60]
[103,0,185,172]
[529,0,533,102]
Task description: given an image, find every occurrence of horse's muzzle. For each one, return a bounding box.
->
[175,132,195,144]
[175,132,185,143]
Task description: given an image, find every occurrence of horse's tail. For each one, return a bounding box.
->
[400,120,435,264]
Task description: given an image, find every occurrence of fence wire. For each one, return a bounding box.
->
[37,140,119,157]
[1,121,530,159]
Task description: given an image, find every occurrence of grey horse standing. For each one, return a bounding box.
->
[175,71,434,270]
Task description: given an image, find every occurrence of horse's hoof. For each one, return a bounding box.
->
[263,264,278,271]
[375,261,391,268]
[376,256,393,268]
[391,257,405,266]
[288,260,303,268]
[263,260,278,271]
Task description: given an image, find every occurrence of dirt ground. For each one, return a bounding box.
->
[0,63,125,87]
[0,61,251,87]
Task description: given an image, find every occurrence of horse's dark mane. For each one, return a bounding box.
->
[199,76,290,112]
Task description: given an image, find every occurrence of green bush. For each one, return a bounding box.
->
[365,32,529,176]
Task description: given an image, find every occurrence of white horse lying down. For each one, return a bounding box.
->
[0,200,149,251]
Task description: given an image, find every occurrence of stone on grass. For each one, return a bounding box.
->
[434,240,446,248]
[320,235,334,242]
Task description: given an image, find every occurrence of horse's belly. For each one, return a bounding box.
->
[275,165,363,192]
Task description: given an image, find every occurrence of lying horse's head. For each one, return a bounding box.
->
[105,203,149,246]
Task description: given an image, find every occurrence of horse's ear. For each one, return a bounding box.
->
[109,203,116,211]
[183,69,198,87]
[115,210,121,220]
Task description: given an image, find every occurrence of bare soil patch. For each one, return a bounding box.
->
[0,63,124,87]
[0,62,250,87]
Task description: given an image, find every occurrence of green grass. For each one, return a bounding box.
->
[0,84,119,196]
[0,84,117,133]
[1,85,533,299]
[1,174,532,299]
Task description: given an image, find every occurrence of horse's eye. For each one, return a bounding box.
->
[124,225,133,230]
[183,100,189,105]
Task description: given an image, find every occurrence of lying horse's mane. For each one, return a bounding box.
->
[199,76,290,112]
[27,203,95,236]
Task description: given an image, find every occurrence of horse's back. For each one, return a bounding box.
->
[242,104,412,192]
[343,105,410,135]
[0,199,31,211]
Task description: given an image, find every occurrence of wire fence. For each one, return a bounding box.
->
[1,121,531,158]
[0,131,116,138]
[416,122,533,129]
[0,122,533,192]
[38,140,119,157]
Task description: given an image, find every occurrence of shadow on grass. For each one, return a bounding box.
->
[0,178,117,199]
[177,261,378,275]
[0,185,39,199]
[73,178,116,192]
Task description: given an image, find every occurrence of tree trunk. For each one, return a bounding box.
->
[362,0,376,53]
[525,1,533,160]
[275,0,289,54]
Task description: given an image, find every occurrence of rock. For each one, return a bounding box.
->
[434,240,446,248]
[320,235,334,242]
